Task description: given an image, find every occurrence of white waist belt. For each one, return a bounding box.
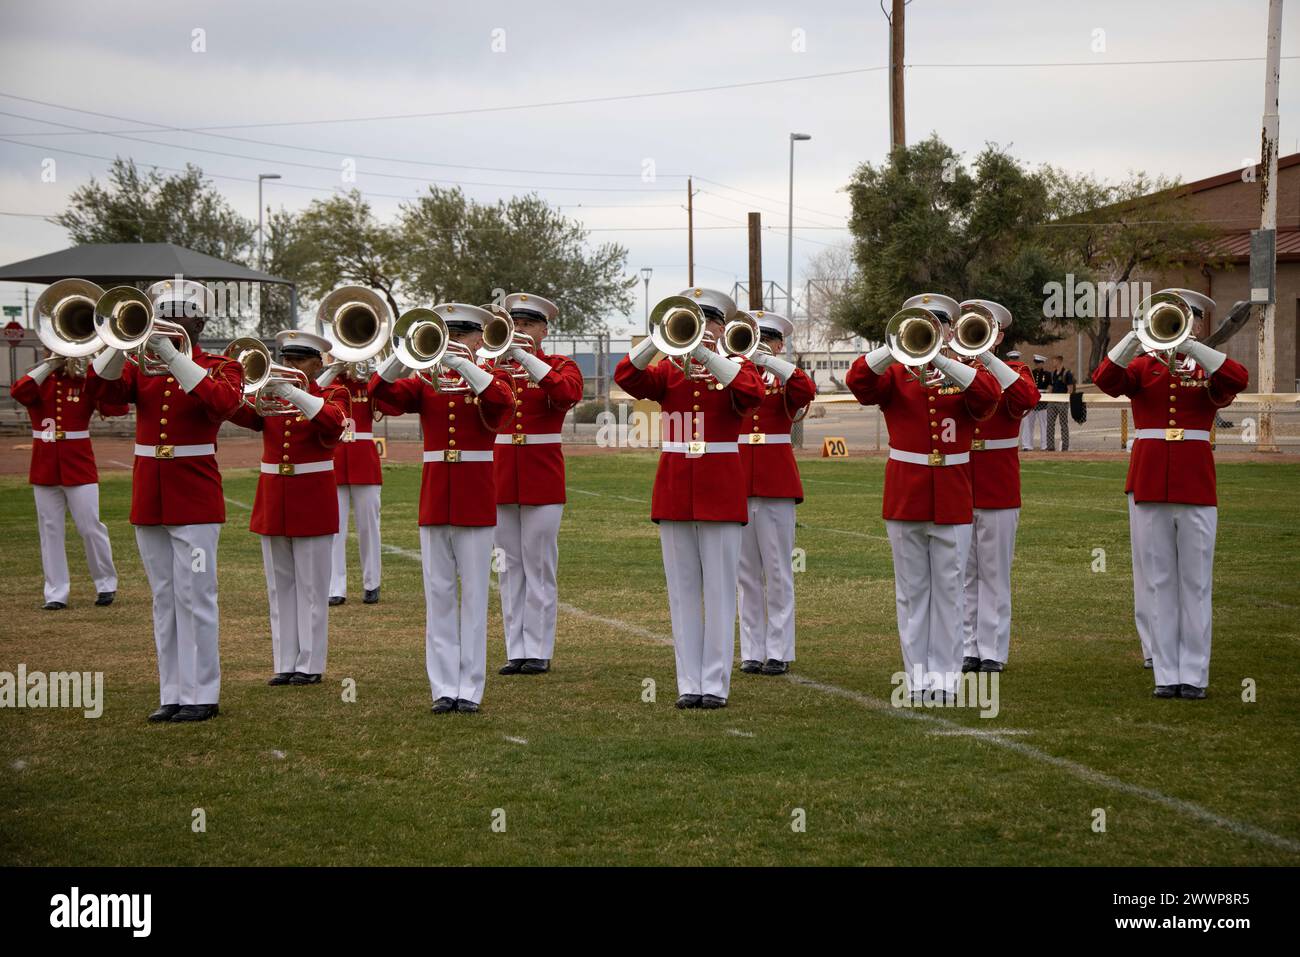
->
[134,443,216,459]
[495,432,562,445]
[344,431,374,442]
[745,433,792,445]
[889,448,971,467]
[971,437,1020,451]
[1134,428,1211,443]
[423,449,494,463]
[662,441,739,454]
[260,460,334,476]
[33,430,90,441]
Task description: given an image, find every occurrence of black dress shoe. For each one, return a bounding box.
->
[147,704,180,722]
[171,704,219,722]
[431,696,456,714]
[700,694,728,709]
[454,698,480,714]
[519,658,550,674]
[328,596,346,607]
[363,587,380,604]
[739,659,763,674]
[94,591,115,607]
[675,694,703,709]
[979,659,1004,673]
[1153,685,1178,699]
[499,659,525,675]
[1143,658,1153,669]
[1179,684,1207,700]
[961,656,982,673]
[42,601,66,611]
[761,659,789,675]
[289,673,321,685]
[267,673,294,686]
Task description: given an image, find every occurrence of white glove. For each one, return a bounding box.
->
[377,352,410,383]
[316,363,342,388]
[1108,331,1142,368]
[277,385,325,419]
[628,337,658,370]
[28,359,61,386]
[758,353,797,383]
[690,344,740,386]
[442,354,495,394]
[148,334,181,364]
[164,348,208,393]
[513,349,553,383]
[92,347,127,381]
[977,351,1021,390]
[865,345,894,374]
[1179,340,1227,375]
[931,354,977,390]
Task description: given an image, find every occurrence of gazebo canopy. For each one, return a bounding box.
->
[0,242,292,287]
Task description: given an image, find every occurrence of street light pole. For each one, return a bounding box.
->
[787,133,811,336]
[641,267,654,334]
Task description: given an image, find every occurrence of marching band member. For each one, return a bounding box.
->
[615,288,764,710]
[492,293,585,676]
[846,293,999,701]
[230,331,351,687]
[1093,289,1248,699]
[735,311,816,676]
[370,304,513,715]
[11,352,121,610]
[320,360,395,607]
[90,279,243,722]
[958,301,1039,674]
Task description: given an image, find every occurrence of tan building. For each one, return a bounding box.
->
[1021,153,1300,389]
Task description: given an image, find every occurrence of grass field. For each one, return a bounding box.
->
[2,452,1299,866]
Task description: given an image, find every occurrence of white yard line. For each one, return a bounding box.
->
[224,495,1300,855]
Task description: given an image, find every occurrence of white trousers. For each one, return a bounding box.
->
[659,521,742,699]
[962,507,1020,664]
[1128,494,1154,661]
[495,503,564,661]
[885,520,972,694]
[420,524,493,704]
[737,497,797,663]
[261,534,332,675]
[331,484,382,596]
[1129,500,1217,688]
[34,484,117,604]
[135,523,222,706]
[1021,407,1047,450]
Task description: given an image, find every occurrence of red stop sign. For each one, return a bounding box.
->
[3,321,24,344]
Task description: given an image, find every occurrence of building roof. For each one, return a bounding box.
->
[0,242,292,286]
[1210,227,1300,264]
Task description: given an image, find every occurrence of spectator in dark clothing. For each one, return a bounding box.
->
[1047,355,1075,451]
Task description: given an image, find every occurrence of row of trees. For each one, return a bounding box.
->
[54,159,637,337]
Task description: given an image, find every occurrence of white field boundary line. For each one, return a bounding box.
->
[225,496,1300,855]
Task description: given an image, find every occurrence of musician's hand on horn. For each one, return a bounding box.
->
[147,333,180,363]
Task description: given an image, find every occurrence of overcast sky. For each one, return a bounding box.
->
[0,0,1296,333]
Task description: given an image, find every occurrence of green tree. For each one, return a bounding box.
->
[53,158,254,262]
[833,137,1070,353]
[398,187,635,333]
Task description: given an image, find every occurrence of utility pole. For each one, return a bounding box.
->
[747,213,763,309]
[1256,0,1283,452]
[889,0,906,150]
[24,287,30,327]
[687,177,695,286]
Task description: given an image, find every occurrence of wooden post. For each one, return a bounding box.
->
[1120,408,1129,448]
[747,213,763,309]
[889,0,906,150]
[687,177,695,286]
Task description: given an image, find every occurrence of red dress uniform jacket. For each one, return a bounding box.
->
[494,351,585,506]
[737,367,816,502]
[332,371,403,486]
[231,383,351,537]
[11,370,108,486]
[369,369,514,527]
[970,359,1039,510]
[91,349,243,526]
[1093,354,1248,507]
[614,356,765,523]
[846,359,1000,525]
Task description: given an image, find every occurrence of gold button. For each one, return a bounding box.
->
[928,408,936,415]
[1168,407,1176,413]
[283,454,290,462]
[516,412,522,418]
[160,418,168,425]
[162,404,170,411]
[449,413,456,421]
[449,439,457,447]
[693,390,700,397]
[693,432,701,439]
[932,434,938,440]
[974,428,981,434]
[448,402,456,409]
[693,405,700,411]
[515,424,523,431]
[160,433,168,440]
[448,427,455,433]
[1169,419,1176,426]
[752,426,760,432]
[930,420,937,427]
[283,442,290,449]
[164,390,172,397]
[167,377,175,384]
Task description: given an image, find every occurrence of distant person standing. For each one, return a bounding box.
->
[1023,356,1050,451]
[1047,355,1075,451]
